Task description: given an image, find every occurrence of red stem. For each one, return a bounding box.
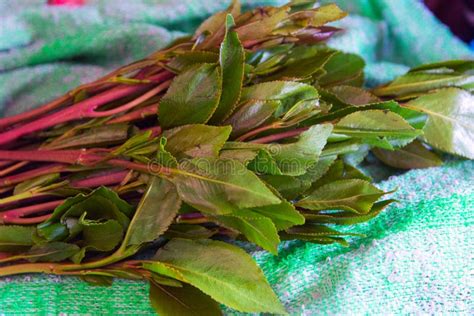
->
[4,214,52,225]
[143,126,162,137]
[0,72,173,146]
[0,149,85,164]
[0,95,70,131]
[71,170,128,188]
[1,200,63,224]
[250,127,309,144]
[107,103,158,124]
[0,61,161,130]
[0,161,29,177]
[0,163,67,187]
[0,147,171,185]
[236,123,281,142]
[87,80,170,118]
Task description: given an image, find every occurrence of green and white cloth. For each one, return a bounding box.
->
[0,0,472,314]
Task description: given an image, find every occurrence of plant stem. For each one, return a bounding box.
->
[0,163,67,187]
[143,126,162,137]
[236,122,281,142]
[250,127,309,144]
[3,213,53,225]
[0,60,164,130]
[176,213,210,224]
[87,79,170,118]
[0,150,85,164]
[0,72,173,146]
[71,170,128,188]
[0,95,70,131]
[106,103,158,124]
[0,148,171,179]
[0,199,63,222]
[0,161,29,177]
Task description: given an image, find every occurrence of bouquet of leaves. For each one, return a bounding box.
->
[0,1,472,314]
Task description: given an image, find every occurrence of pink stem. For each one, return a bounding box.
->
[71,170,128,188]
[0,161,29,177]
[0,164,67,187]
[106,104,158,124]
[0,161,15,168]
[107,159,170,175]
[0,72,173,146]
[87,79,170,118]
[4,214,52,225]
[250,127,309,144]
[0,150,170,178]
[1,200,63,224]
[236,123,281,142]
[0,95,70,131]
[143,126,162,137]
[0,149,85,164]
[176,213,210,224]
[0,61,160,130]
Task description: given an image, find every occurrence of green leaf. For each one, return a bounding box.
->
[264,48,337,80]
[269,124,333,176]
[261,174,311,200]
[14,173,60,195]
[151,273,183,287]
[373,140,442,169]
[224,100,279,137]
[149,282,222,316]
[80,275,114,287]
[297,179,386,214]
[124,176,181,246]
[27,242,79,262]
[248,149,283,175]
[240,80,319,117]
[310,159,370,189]
[150,238,286,314]
[112,130,154,158]
[251,199,305,230]
[159,64,222,129]
[324,85,380,108]
[37,187,132,249]
[171,158,280,215]
[306,100,407,125]
[281,99,324,126]
[193,0,241,40]
[297,155,338,185]
[317,52,365,87]
[373,71,474,98]
[214,209,280,254]
[235,6,289,42]
[405,88,474,159]
[163,124,231,160]
[210,15,245,123]
[166,51,219,73]
[225,124,333,176]
[334,110,422,149]
[409,59,474,73]
[286,4,347,27]
[0,225,35,252]
[165,224,217,240]
[156,137,178,168]
[82,216,124,249]
[304,199,395,225]
[281,224,362,246]
[46,124,130,150]
[219,147,259,165]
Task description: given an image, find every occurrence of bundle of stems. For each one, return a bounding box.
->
[0,1,472,314]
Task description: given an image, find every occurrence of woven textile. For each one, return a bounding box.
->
[0,0,472,314]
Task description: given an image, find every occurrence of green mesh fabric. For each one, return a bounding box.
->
[0,0,472,314]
